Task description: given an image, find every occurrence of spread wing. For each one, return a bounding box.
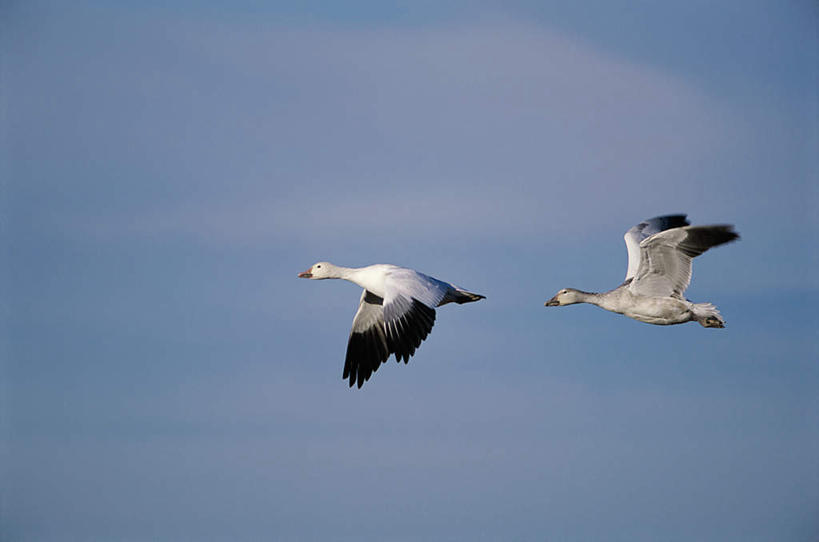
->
[623,215,690,281]
[629,225,739,298]
[344,290,390,388]
[343,284,437,389]
[380,268,447,364]
[381,294,436,365]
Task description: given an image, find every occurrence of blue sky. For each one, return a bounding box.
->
[2,1,817,541]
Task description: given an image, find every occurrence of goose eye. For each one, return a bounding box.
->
[316,265,322,268]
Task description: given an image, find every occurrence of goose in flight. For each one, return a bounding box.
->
[298,262,485,387]
[545,214,739,327]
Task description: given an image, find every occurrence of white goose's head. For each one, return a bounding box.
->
[545,288,583,306]
[297,262,336,279]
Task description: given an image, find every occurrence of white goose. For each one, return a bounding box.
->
[545,215,739,327]
[298,262,485,387]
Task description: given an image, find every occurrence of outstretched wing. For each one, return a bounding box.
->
[343,284,438,388]
[629,225,739,298]
[623,215,690,281]
[344,290,390,388]
[381,268,443,362]
[381,294,436,364]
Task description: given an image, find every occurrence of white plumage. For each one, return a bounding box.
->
[298,262,484,388]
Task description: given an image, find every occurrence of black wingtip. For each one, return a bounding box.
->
[344,323,389,389]
[679,224,740,257]
[345,297,437,389]
[702,224,740,246]
[645,214,690,230]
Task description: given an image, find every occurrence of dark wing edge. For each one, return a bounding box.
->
[627,214,690,242]
[632,223,739,298]
[625,214,690,280]
[676,225,739,258]
[343,291,390,388]
[642,214,690,234]
[384,297,436,365]
[343,294,437,389]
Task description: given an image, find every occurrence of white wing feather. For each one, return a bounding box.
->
[384,268,449,309]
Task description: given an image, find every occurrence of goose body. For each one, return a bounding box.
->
[545,215,739,327]
[298,262,484,387]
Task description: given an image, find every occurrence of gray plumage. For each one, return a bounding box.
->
[546,215,739,327]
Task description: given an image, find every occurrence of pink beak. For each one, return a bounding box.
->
[297,267,313,278]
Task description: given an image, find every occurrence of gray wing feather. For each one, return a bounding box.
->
[629,224,739,297]
[623,214,690,280]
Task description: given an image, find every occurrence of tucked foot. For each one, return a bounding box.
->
[700,316,725,328]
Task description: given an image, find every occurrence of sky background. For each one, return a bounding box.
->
[2,1,818,540]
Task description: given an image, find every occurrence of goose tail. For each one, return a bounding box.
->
[692,302,725,328]
[450,288,486,304]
